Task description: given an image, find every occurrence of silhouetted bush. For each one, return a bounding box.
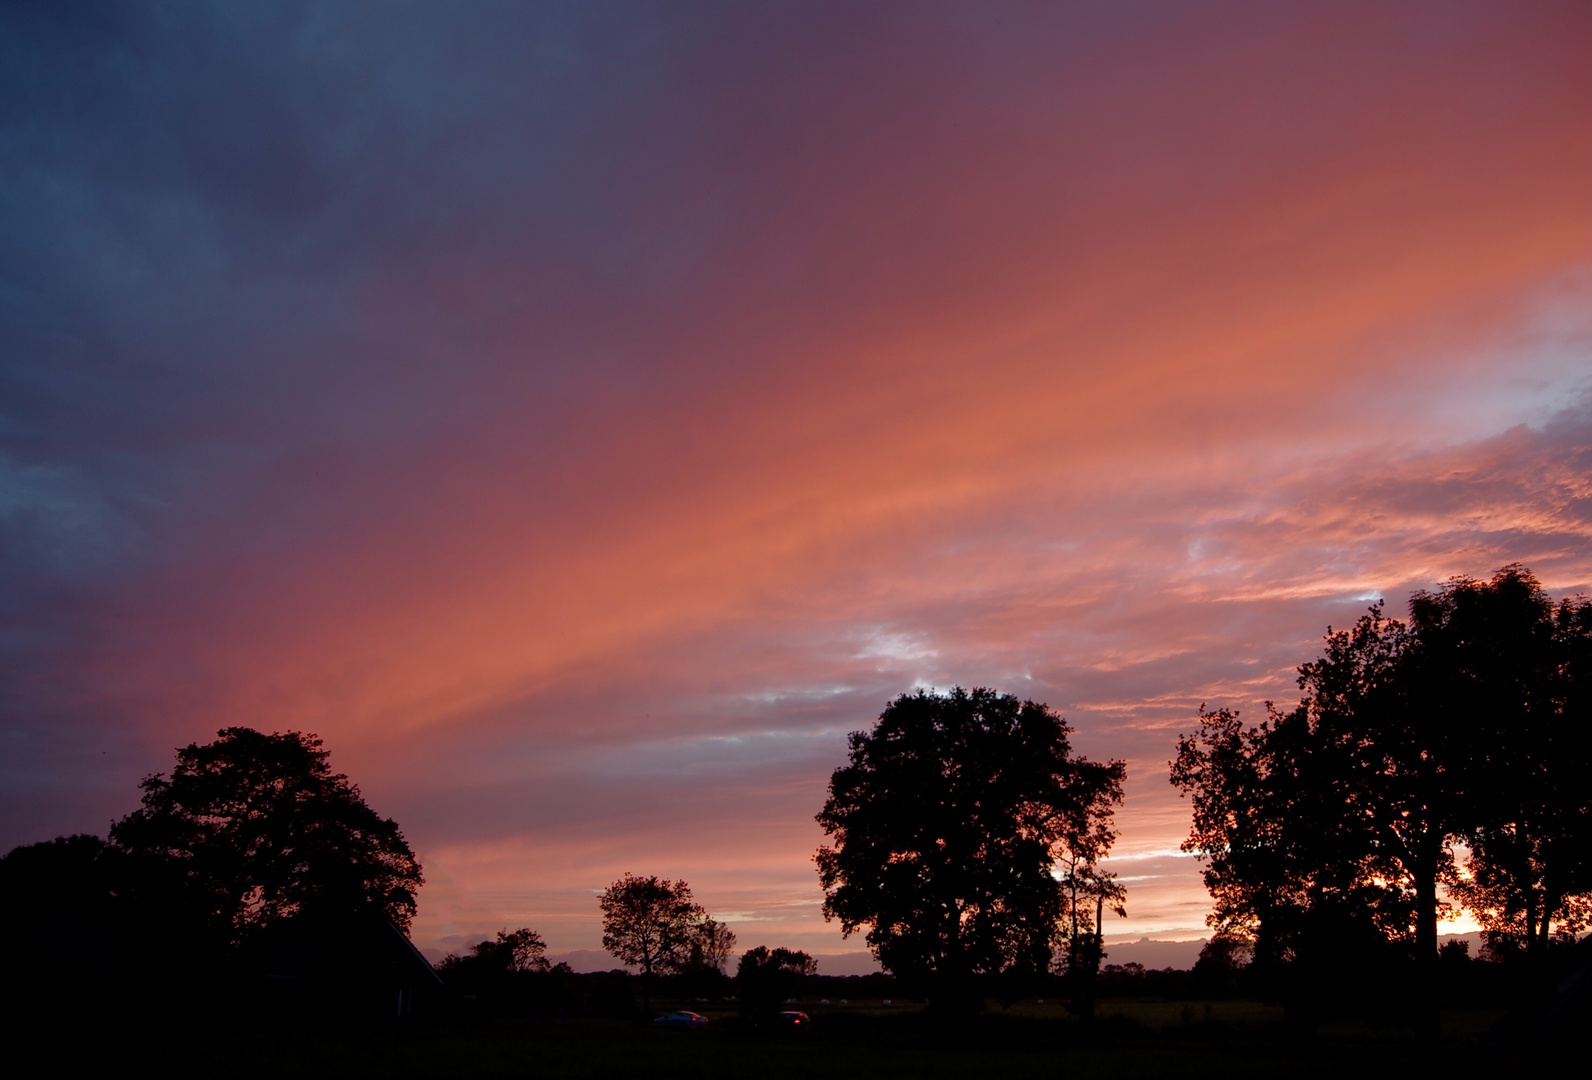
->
[737,946,817,1021]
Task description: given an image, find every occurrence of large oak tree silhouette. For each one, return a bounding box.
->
[110,727,423,953]
[816,686,1125,1011]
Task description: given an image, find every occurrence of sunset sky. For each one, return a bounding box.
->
[1,1,1587,971]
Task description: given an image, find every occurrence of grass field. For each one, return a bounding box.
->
[56,998,1526,1079]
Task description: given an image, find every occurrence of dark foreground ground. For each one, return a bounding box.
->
[43,998,1559,1079]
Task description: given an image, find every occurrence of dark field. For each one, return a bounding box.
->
[56,998,1527,1079]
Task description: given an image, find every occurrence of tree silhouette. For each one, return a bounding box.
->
[1416,567,1592,958]
[1171,675,1420,1025]
[440,927,550,975]
[109,727,423,956]
[816,687,1125,1010]
[1169,706,1292,965]
[1172,565,1592,1030]
[598,873,707,1011]
[1192,934,1254,996]
[736,946,816,1021]
[1287,605,1446,1033]
[1055,807,1127,1018]
[687,918,737,974]
[0,835,124,992]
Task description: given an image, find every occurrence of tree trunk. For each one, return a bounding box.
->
[1412,845,1440,1043]
[1538,883,1561,954]
[642,951,653,1014]
[940,905,973,1012]
[1068,875,1079,942]
[1528,885,1555,961]
[1414,854,1438,963]
[1069,897,1104,1024]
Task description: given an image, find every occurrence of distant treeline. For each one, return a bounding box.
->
[433,956,902,1021]
[428,942,1546,1022]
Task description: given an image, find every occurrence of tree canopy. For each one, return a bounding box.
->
[1171,565,1592,1025]
[109,727,424,949]
[815,687,1126,1007]
[0,834,124,987]
[598,873,731,1009]
[440,927,551,976]
[1413,568,1592,955]
[687,919,738,975]
[1170,612,1422,985]
[736,946,816,1020]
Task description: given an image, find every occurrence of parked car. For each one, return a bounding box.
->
[654,1010,709,1028]
[777,1011,810,1026]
